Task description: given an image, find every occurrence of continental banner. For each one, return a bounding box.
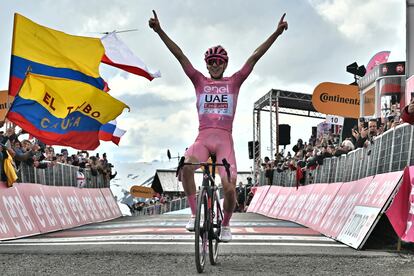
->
[312,82,360,119]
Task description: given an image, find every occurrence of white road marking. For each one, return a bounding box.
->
[1,234,335,243]
[0,241,348,247]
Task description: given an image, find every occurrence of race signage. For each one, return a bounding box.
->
[130,185,155,198]
[312,82,359,119]
[326,115,344,126]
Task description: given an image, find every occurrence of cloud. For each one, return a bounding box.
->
[0,0,407,171]
[308,0,404,43]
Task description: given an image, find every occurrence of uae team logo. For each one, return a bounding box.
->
[199,84,233,115]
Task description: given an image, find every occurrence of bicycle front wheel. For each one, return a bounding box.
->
[209,190,222,265]
[195,188,208,273]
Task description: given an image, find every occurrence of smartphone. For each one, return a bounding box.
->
[363,121,368,128]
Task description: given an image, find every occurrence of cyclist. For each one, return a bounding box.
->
[149,10,288,242]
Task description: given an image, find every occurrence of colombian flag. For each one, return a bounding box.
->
[9,14,106,96]
[7,74,129,150]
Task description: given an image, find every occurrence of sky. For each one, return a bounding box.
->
[0,0,406,173]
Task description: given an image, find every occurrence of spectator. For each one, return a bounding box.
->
[262,156,274,185]
[401,98,414,124]
[353,118,378,148]
[235,182,246,212]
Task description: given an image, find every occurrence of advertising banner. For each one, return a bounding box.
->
[74,188,103,222]
[14,183,62,233]
[298,183,342,229]
[100,188,122,218]
[405,75,414,107]
[312,82,360,119]
[0,90,13,122]
[45,186,78,229]
[336,171,403,249]
[386,167,414,242]
[130,185,155,198]
[246,185,270,213]
[328,178,372,239]
[286,185,314,222]
[87,188,113,221]
[257,186,280,216]
[0,186,40,239]
[55,186,91,226]
[267,187,292,219]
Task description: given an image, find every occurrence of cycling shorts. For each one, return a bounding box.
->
[185,128,237,181]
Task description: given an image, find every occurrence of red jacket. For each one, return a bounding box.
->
[401,106,414,124]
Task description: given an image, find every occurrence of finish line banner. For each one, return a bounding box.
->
[248,169,405,249]
[0,183,121,241]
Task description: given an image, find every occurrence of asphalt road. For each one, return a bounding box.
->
[0,213,413,275]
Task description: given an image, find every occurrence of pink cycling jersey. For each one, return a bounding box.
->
[183,62,253,179]
[183,63,253,133]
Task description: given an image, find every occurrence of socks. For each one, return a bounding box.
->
[187,194,197,217]
[222,210,232,226]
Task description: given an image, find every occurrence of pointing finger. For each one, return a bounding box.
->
[152,10,158,19]
[280,13,286,23]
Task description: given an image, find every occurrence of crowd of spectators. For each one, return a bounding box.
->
[0,125,117,186]
[259,111,406,186]
[129,193,187,215]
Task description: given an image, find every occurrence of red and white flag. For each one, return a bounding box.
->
[101,32,161,81]
[98,120,126,145]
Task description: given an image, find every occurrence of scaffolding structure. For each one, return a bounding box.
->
[252,89,325,183]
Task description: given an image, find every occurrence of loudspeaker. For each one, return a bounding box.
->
[248,141,259,159]
[341,118,358,141]
[312,126,317,137]
[278,124,291,146]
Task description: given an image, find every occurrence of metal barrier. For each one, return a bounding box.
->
[268,123,414,186]
[135,188,219,216]
[15,162,109,188]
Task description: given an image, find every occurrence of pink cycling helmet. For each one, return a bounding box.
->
[204,45,229,63]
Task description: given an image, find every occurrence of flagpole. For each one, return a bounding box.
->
[4,66,32,122]
[3,13,18,130]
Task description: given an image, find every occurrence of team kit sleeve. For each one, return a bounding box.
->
[182,62,204,90]
[231,63,254,87]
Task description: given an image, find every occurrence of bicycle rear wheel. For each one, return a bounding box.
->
[195,188,208,273]
[209,190,222,265]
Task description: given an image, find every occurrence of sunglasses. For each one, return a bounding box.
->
[206,58,226,66]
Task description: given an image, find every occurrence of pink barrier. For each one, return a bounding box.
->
[55,186,92,227]
[101,188,122,218]
[0,185,40,239]
[14,184,63,233]
[0,183,121,241]
[337,172,402,248]
[256,186,280,216]
[299,183,341,231]
[267,187,291,218]
[249,168,407,249]
[329,177,372,240]
[246,186,270,213]
[290,185,315,223]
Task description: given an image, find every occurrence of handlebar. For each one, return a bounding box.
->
[175,156,231,182]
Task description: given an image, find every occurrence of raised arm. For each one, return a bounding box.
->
[149,10,191,69]
[246,13,288,68]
